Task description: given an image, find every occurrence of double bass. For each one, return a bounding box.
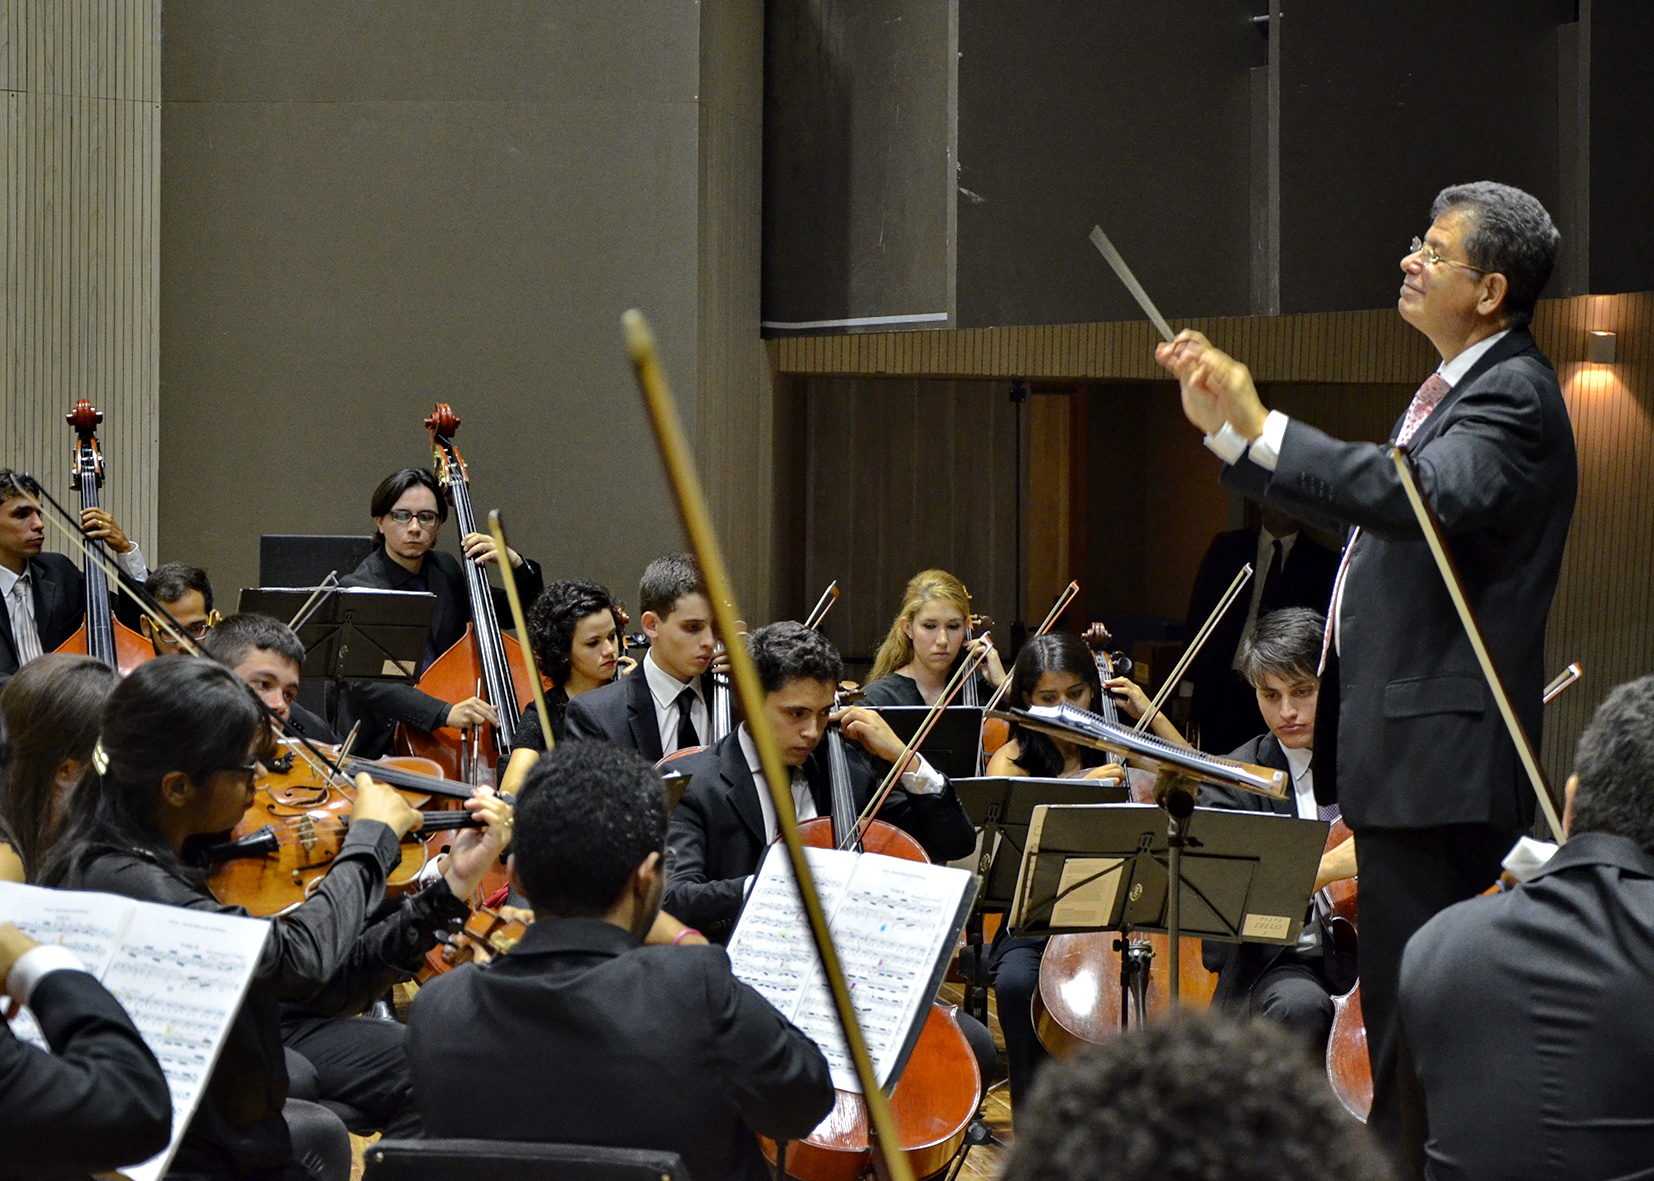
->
[762,703,981,1181]
[397,404,538,782]
[55,401,151,673]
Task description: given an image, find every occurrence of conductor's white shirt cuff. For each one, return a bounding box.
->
[1246,411,1292,472]
[6,945,88,1006]
[1202,421,1249,465]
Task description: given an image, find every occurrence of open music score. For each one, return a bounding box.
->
[1,882,268,1181]
[728,846,975,1094]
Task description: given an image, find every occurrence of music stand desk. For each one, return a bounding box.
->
[952,776,1131,910]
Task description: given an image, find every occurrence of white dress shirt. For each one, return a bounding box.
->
[643,648,708,756]
[4,944,88,1006]
[1,545,151,666]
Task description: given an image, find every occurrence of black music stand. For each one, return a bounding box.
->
[238,588,436,720]
[1008,802,1326,1023]
[871,705,984,779]
[950,776,1131,1025]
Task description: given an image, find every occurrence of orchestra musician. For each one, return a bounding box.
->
[138,562,219,656]
[0,653,117,883]
[1197,608,1357,1052]
[1159,181,1575,1171]
[859,569,1006,707]
[1399,674,1654,1178]
[405,739,834,1181]
[337,467,543,756]
[663,621,976,942]
[201,614,339,745]
[497,579,627,791]
[39,657,512,1181]
[0,469,149,686]
[564,553,718,761]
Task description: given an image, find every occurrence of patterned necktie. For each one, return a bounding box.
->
[674,685,700,752]
[1318,371,1454,669]
[9,574,43,666]
[1317,800,1342,824]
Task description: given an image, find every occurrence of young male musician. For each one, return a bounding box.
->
[339,466,543,755]
[405,740,834,1181]
[0,469,149,684]
[1198,608,1356,1051]
[664,621,976,942]
[138,562,218,655]
[564,552,719,761]
[1399,674,1654,1179]
[1159,182,1574,1165]
[201,613,337,744]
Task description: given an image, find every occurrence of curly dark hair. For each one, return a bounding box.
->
[1001,1013,1391,1181]
[526,580,623,686]
[1570,674,1654,852]
[748,621,842,695]
[1430,181,1559,330]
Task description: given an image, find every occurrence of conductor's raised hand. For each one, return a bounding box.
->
[1155,329,1268,440]
[834,706,918,775]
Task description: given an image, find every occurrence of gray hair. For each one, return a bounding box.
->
[1431,182,1560,330]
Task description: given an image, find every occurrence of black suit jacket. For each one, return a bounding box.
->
[0,967,173,1180]
[1399,832,1654,1180]
[1184,529,1339,753]
[564,666,712,763]
[405,917,834,1181]
[664,730,977,940]
[1220,329,1576,831]
[337,545,544,746]
[0,552,86,680]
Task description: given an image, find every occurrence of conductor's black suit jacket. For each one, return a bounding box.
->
[1399,832,1654,1180]
[564,664,712,764]
[1220,329,1576,832]
[405,917,834,1181]
[665,730,977,941]
[0,967,173,1180]
[0,552,86,682]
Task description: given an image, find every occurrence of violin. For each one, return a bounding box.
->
[763,693,981,1180]
[54,401,152,673]
[421,904,530,980]
[204,753,483,916]
[397,404,539,783]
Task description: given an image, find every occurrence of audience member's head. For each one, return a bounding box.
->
[1000,1014,1391,1181]
[511,741,669,937]
[1568,673,1654,851]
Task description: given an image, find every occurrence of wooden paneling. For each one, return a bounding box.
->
[801,377,1019,674]
[1,0,160,558]
[780,291,1654,789]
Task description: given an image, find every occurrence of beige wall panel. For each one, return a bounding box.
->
[2,1,159,562]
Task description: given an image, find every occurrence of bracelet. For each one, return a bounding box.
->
[671,927,703,946]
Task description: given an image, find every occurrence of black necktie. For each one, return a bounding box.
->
[675,686,701,751]
[1259,539,1286,615]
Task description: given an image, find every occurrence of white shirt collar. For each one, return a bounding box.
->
[738,725,816,842]
[0,562,23,599]
[1437,328,1510,388]
[642,647,696,712]
[1281,743,1316,820]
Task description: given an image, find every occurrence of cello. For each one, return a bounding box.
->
[54,401,151,673]
[1029,624,1218,1056]
[762,700,981,1181]
[397,404,538,782]
[980,581,1079,757]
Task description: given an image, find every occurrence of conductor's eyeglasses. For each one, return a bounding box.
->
[387,510,440,526]
[1407,237,1491,276]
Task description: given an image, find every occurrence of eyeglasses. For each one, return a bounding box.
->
[177,611,221,640]
[1408,237,1491,276]
[386,510,441,526]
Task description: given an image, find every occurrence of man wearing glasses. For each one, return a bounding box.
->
[136,561,220,654]
[339,466,543,757]
[1157,182,1575,1176]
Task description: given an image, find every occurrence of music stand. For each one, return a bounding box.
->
[950,776,1131,1025]
[238,588,436,712]
[872,705,984,779]
[1008,802,1326,1024]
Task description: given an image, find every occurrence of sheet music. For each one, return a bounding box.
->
[728,846,973,1092]
[1,882,268,1181]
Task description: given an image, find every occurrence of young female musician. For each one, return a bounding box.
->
[0,653,116,882]
[860,569,1006,707]
[986,633,1189,779]
[338,467,544,755]
[41,657,512,1180]
[498,580,626,796]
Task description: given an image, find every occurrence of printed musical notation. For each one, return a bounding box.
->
[0,881,268,1181]
[728,846,974,1092]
